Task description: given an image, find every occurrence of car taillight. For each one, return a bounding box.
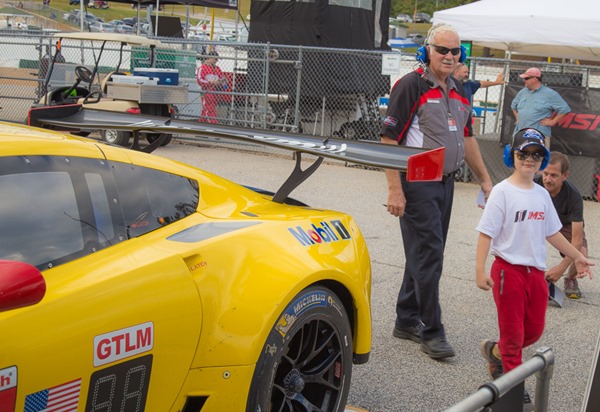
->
[126,108,142,114]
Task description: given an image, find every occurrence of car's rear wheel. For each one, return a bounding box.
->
[247,286,353,412]
[102,130,130,146]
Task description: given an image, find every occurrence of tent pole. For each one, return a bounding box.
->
[235,6,239,42]
[79,0,83,31]
[210,8,215,41]
[136,2,141,36]
[185,5,190,43]
[155,0,160,36]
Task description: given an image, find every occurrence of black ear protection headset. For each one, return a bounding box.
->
[416,44,467,65]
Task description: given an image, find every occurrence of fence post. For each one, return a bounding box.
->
[262,42,271,129]
[533,346,555,412]
[444,347,554,412]
[293,46,303,133]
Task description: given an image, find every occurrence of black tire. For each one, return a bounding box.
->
[102,130,131,146]
[247,286,353,412]
[146,133,172,146]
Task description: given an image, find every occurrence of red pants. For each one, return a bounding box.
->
[491,257,548,373]
[200,94,218,124]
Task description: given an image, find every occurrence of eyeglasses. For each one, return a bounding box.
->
[515,151,544,162]
[522,76,533,81]
[429,44,461,56]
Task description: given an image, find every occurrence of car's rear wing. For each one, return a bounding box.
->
[28,104,445,202]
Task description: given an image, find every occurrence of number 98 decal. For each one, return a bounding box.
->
[85,355,152,411]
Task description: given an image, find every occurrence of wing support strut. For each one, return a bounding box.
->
[273,153,323,204]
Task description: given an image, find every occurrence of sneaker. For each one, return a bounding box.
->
[523,389,534,412]
[564,277,582,299]
[480,339,504,380]
[420,336,455,359]
[393,323,423,343]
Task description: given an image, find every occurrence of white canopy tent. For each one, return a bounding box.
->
[432,0,600,61]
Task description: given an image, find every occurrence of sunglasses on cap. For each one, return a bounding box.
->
[515,151,544,162]
[522,76,534,81]
[429,44,461,56]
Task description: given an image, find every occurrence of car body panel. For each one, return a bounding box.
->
[0,122,374,410]
[164,212,373,368]
[2,243,202,411]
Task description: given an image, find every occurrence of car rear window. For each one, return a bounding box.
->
[0,155,121,269]
[0,171,83,267]
[111,161,199,238]
[0,155,199,269]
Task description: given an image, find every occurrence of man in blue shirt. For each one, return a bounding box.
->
[453,63,504,106]
[511,67,571,147]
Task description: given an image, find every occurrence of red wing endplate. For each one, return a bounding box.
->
[29,105,444,182]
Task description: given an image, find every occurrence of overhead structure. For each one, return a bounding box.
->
[247,0,392,109]
[249,0,390,50]
[432,0,600,61]
[111,0,237,9]
[0,6,32,29]
[108,0,238,37]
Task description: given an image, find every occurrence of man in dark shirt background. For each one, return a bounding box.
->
[534,151,589,298]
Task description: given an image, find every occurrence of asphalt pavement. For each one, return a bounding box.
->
[156,140,600,412]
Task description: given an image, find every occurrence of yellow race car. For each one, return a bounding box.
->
[1,117,443,411]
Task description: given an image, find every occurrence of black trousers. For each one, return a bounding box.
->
[395,173,455,340]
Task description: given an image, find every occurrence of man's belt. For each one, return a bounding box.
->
[441,170,458,183]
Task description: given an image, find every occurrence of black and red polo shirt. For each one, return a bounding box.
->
[381,68,473,174]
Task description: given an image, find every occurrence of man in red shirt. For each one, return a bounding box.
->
[381,23,492,360]
[196,51,227,124]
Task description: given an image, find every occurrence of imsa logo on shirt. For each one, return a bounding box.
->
[514,210,545,222]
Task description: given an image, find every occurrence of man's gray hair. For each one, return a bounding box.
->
[426,23,460,45]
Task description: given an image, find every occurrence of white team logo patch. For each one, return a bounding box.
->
[94,322,154,367]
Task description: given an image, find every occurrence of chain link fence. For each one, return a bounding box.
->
[466,58,600,201]
[0,23,598,201]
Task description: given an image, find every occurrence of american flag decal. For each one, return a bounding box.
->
[25,378,81,412]
[383,116,398,127]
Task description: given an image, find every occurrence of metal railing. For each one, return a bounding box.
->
[445,347,554,412]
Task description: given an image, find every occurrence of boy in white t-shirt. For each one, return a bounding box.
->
[475,128,593,405]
